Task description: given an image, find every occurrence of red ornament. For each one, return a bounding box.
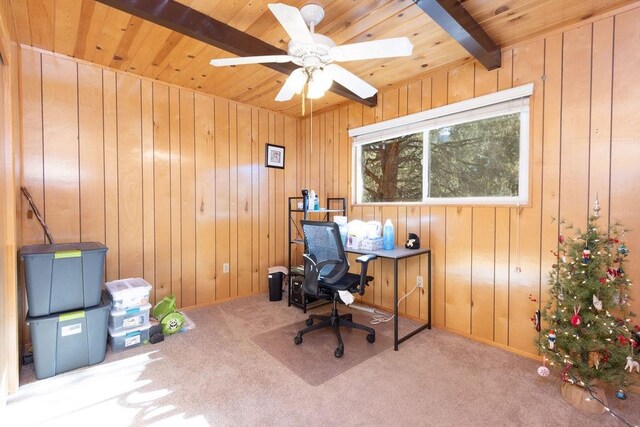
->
[560,364,572,382]
[559,234,565,244]
[599,277,606,284]
[571,305,582,326]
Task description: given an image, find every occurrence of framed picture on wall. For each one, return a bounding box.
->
[265,143,285,169]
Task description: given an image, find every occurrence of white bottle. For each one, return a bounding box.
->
[308,190,315,211]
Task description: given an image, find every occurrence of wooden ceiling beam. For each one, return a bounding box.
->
[413,0,501,70]
[95,0,377,107]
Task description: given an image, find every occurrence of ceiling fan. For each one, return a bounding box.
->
[209,3,414,102]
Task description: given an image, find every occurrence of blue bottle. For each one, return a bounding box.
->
[383,219,394,250]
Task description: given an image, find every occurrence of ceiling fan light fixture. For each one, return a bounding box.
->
[312,68,332,91]
[306,67,333,99]
[306,81,325,99]
[290,69,307,95]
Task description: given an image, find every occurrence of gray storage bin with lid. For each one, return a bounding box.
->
[20,242,108,317]
[27,291,111,380]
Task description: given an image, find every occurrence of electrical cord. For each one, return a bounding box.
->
[585,386,636,427]
[564,370,637,427]
[370,283,421,325]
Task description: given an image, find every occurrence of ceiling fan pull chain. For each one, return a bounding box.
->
[310,98,313,155]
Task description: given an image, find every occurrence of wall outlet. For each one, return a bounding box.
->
[223,263,230,273]
[416,276,424,288]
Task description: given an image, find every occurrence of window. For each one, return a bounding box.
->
[351,84,532,205]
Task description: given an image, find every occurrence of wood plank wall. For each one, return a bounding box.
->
[0,0,21,401]
[299,6,640,357]
[18,48,297,313]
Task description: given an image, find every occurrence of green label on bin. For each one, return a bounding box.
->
[59,311,85,321]
[54,250,82,259]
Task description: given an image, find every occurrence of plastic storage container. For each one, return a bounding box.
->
[20,242,108,317]
[109,323,151,352]
[109,303,151,332]
[27,292,111,380]
[106,278,152,310]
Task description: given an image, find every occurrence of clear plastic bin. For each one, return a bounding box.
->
[108,323,151,352]
[105,278,152,310]
[109,303,151,332]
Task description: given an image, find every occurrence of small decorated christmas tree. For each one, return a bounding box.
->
[539,199,637,399]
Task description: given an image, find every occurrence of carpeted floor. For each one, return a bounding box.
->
[5,294,640,426]
[251,311,394,386]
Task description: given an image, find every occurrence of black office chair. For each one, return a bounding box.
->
[294,220,377,358]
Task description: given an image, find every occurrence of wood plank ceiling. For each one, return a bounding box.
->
[10,0,636,117]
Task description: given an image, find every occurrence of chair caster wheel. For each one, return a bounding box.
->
[366,333,375,343]
[306,318,313,326]
[334,346,344,358]
[294,335,303,345]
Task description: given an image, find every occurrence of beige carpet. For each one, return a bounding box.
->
[251,311,394,386]
[6,294,640,426]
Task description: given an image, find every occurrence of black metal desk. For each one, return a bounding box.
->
[345,246,431,350]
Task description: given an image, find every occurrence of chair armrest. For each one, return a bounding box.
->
[356,254,377,264]
[355,254,377,295]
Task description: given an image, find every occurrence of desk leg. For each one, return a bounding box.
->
[394,259,399,351]
[428,251,432,329]
[394,251,432,350]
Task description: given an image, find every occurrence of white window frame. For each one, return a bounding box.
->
[350,84,533,206]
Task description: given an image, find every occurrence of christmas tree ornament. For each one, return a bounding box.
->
[614,292,629,306]
[606,267,617,280]
[617,244,629,256]
[582,248,591,264]
[537,357,550,377]
[588,352,600,369]
[593,197,601,218]
[560,363,573,382]
[616,390,627,400]
[571,305,582,326]
[531,309,541,331]
[548,330,556,349]
[559,234,565,244]
[617,266,625,277]
[592,295,602,311]
[624,356,640,373]
[599,277,606,284]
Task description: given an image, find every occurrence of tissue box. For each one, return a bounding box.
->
[361,237,383,251]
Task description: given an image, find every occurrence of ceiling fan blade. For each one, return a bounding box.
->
[324,64,377,99]
[275,68,307,102]
[268,3,314,44]
[210,55,293,67]
[329,37,414,62]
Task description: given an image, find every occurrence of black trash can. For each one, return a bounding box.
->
[268,272,284,301]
